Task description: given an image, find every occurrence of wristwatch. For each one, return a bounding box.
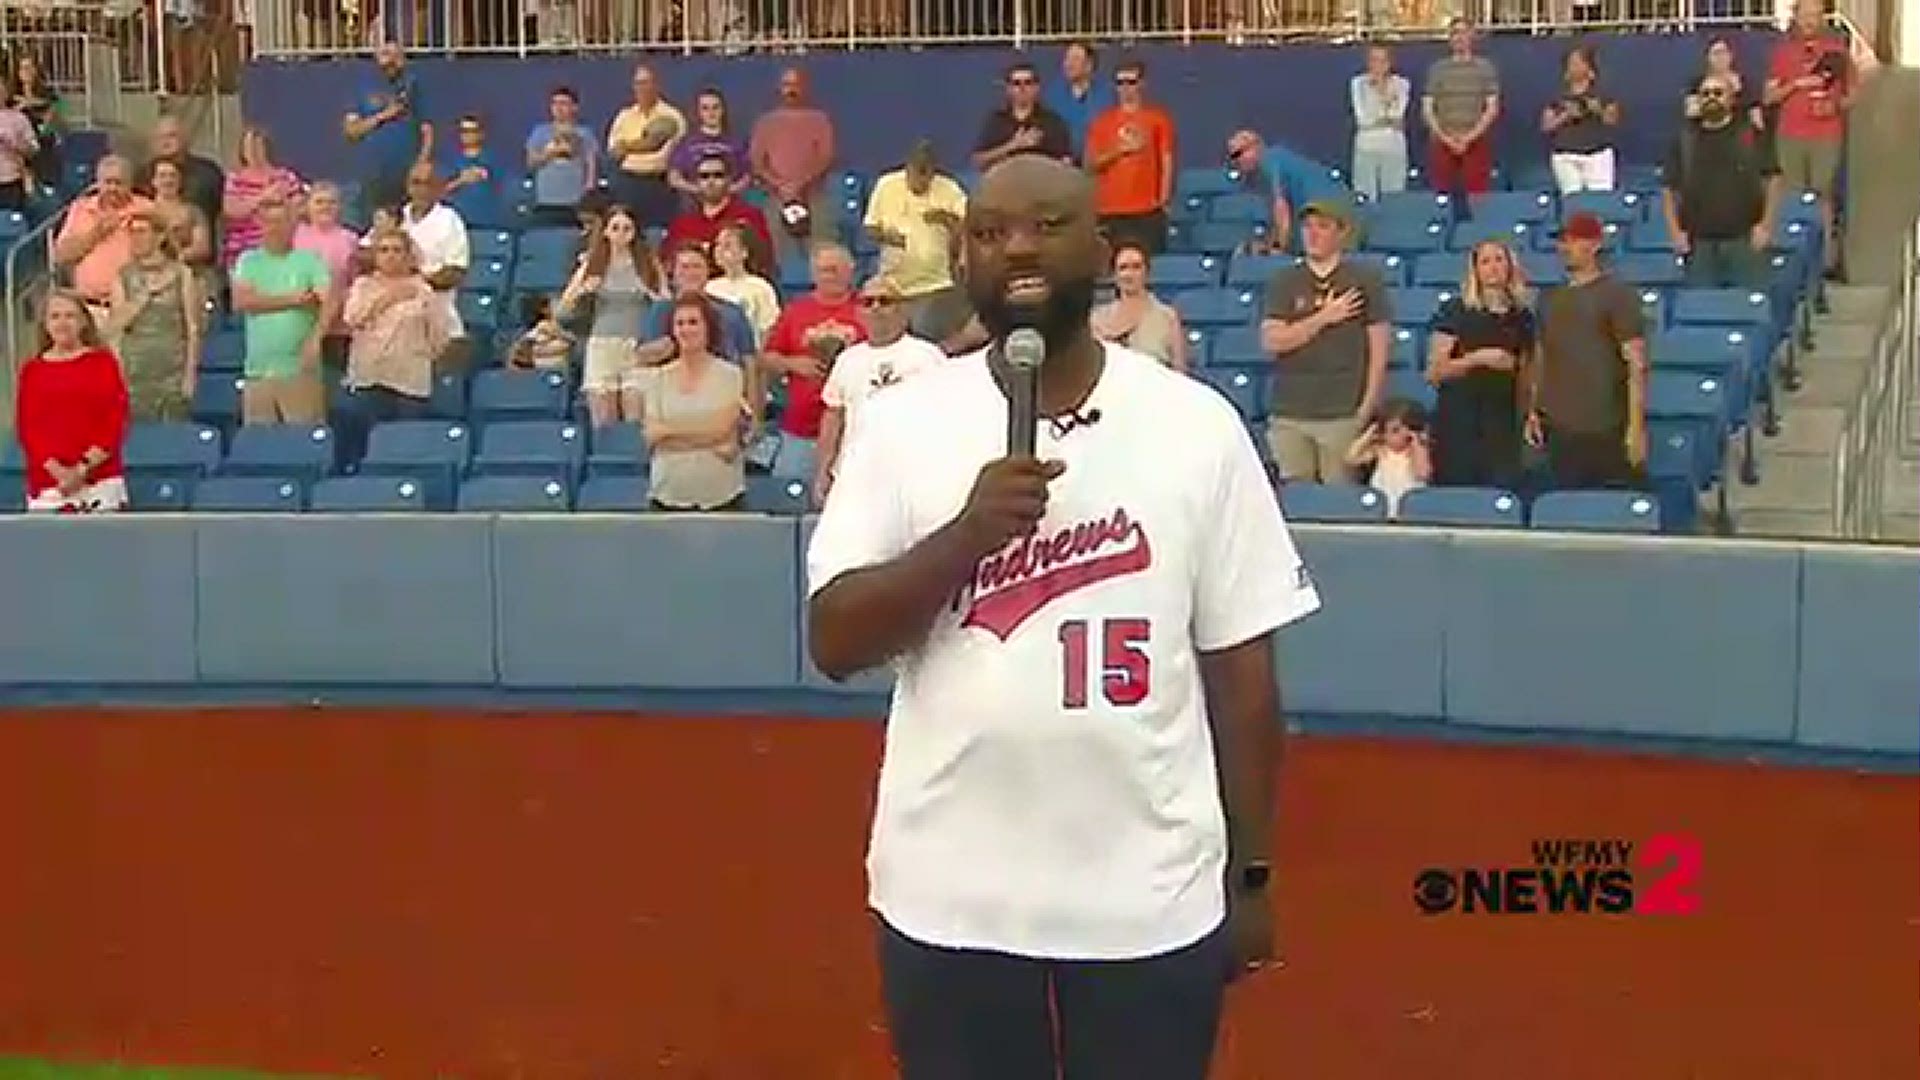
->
[1236,861,1273,893]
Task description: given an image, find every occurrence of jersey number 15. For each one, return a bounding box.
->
[1057,617,1153,710]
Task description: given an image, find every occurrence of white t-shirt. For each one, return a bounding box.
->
[806,342,1321,961]
[820,334,947,441]
[401,201,471,338]
[1368,447,1424,518]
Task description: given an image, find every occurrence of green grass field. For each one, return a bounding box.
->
[0,1061,334,1079]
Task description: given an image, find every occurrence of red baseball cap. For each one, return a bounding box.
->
[1561,212,1606,242]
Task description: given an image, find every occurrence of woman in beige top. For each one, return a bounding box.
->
[148,157,214,288]
[645,295,746,511]
[337,225,453,464]
[1090,241,1189,371]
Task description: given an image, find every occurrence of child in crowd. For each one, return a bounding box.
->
[1345,397,1433,518]
[509,294,575,370]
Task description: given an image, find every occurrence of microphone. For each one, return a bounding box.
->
[1004,328,1045,457]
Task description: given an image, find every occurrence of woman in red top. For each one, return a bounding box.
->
[15,289,130,513]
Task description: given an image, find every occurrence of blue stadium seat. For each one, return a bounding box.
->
[1517,252,1568,286]
[1448,219,1537,252]
[1636,287,1669,330]
[470,368,571,422]
[428,372,468,420]
[1647,422,1701,486]
[1615,252,1686,287]
[744,475,810,515]
[1175,167,1239,199]
[1168,222,1251,256]
[1391,288,1450,328]
[202,331,246,373]
[831,169,868,203]
[587,423,650,478]
[1649,373,1731,481]
[190,475,306,512]
[1398,487,1524,528]
[1410,253,1461,288]
[1561,190,1650,225]
[1530,221,1623,253]
[468,228,516,261]
[360,420,474,509]
[576,475,651,511]
[513,259,572,295]
[1670,288,1775,335]
[1148,254,1224,293]
[1625,219,1678,254]
[1360,218,1445,256]
[1366,191,1450,225]
[1779,189,1824,226]
[1202,369,1264,422]
[777,262,814,295]
[1279,483,1390,523]
[1385,367,1436,410]
[466,258,512,297]
[1226,252,1292,289]
[220,424,335,484]
[1171,192,1210,224]
[516,227,578,267]
[457,475,573,512]
[0,210,28,243]
[1347,252,1407,288]
[127,475,192,511]
[1210,325,1265,368]
[457,291,501,333]
[308,476,430,512]
[191,374,245,427]
[1652,326,1751,378]
[124,422,224,481]
[1530,491,1663,534]
[1173,288,1257,329]
[1467,190,1556,229]
[1389,327,1424,369]
[470,420,586,485]
[1209,193,1272,225]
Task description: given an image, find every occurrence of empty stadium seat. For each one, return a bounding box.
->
[127,475,191,511]
[309,475,430,512]
[1670,288,1775,334]
[1625,219,1678,254]
[124,422,224,481]
[1279,483,1390,523]
[458,475,573,512]
[1398,487,1524,528]
[1561,190,1649,224]
[1652,326,1751,377]
[466,258,512,296]
[1347,252,1407,287]
[1201,369,1264,421]
[1448,219,1537,252]
[1385,367,1436,409]
[1175,166,1239,199]
[458,291,501,332]
[1410,253,1461,288]
[201,331,246,373]
[1637,287,1668,330]
[1173,288,1257,328]
[220,424,336,484]
[191,374,245,427]
[512,260,572,295]
[1467,190,1555,228]
[470,368,572,422]
[1168,222,1250,256]
[1148,254,1224,293]
[1367,191,1450,225]
[468,228,516,261]
[586,423,650,478]
[1530,491,1663,534]
[1391,288,1449,327]
[743,475,809,514]
[470,420,587,484]
[1615,252,1686,287]
[1209,193,1271,225]
[1389,328,1424,369]
[1517,252,1568,286]
[428,372,469,419]
[1360,218,1445,256]
[191,475,306,512]
[360,420,474,509]
[516,227,577,266]
[576,475,651,511]
[1226,252,1291,289]
[1210,325,1265,368]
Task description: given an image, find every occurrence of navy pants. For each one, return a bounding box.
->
[875,916,1230,1080]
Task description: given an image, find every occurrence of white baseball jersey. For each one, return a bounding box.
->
[821,334,947,439]
[807,342,1320,961]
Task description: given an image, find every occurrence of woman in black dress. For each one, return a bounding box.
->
[1425,240,1537,490]
[12,53,61,194]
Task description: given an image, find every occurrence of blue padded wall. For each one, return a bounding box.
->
[794,516,896,696]
[1285,528,1448,719]
[1794,547,1920,754]
[0,518,198,684]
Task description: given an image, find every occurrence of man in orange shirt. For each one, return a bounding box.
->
[1085,59,1176,255]
[52,155,153,321]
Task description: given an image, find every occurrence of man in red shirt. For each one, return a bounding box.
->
[1765,0,1854,273]
[762,241,866,481]
[664,151,774,266]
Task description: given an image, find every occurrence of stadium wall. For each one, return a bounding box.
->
[0,515,1913,756]
[241,34,1777,180]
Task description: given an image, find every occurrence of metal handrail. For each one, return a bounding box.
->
[1834,218,1918,540]
[4,197,78,380]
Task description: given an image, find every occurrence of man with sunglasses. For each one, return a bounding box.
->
[813,275,947,506]
[665,152,773,266]
[1086,58,1175,256]
[972,61,1073,172]
[1661,73,1780,288]
[524,88,598,229]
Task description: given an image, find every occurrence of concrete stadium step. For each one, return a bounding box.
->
[1787,352,1870,408]
[1884,458,1920,517]
[1731,452,1835,516]
[1734,508,1838,539]
[1765,405,1847,456]
[1880,515,1920,544]
[1817,284,1892,325]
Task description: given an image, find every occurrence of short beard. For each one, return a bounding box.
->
[968,275,1098,356]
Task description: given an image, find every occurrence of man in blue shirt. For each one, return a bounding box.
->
[442,113,502,228]
[636,245,758,363]
[524,86,599,228]
[1042,41,1114,162]
[343,41,431,216]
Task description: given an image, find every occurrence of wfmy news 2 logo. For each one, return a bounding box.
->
[1412,834,1703,917]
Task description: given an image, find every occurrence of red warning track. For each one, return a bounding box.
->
[1,710,1914,1078]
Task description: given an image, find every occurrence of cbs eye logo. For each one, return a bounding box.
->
[1413,869,1459,914]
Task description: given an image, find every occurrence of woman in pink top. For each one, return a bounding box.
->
[0,78,40,211]
[294,181,360,371]
[221,126,303,267]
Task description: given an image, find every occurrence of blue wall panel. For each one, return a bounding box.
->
[1441,536,1801,741]
[1794,548,1920,754]
[794,516,897,695]
[1285,527,1448,719]
[493,515,798,689]
[0,518,198,684]
[195,517,497,684]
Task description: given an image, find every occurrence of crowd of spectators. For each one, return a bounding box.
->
[10,3,1860,521]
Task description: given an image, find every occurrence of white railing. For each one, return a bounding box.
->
[0,0,156,90]
[1834,218,1918,541]
[3,198,73,382]
[242,0,1782,57]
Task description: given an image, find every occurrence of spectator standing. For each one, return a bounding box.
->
[13,53,61,193]
[558,205,666,427]
[148,158,215,285]
[813,275,944,504]
[1764,0,1853,274]
[666,153,774,265]
[1090,241,1188,370]
[107,211,201,421]
[1421,19,1501,199]
[397,164,472,371]
[1226,130,1293,254]
[1349,44,1411,200]
[1425,240,1535,488]
[1527,212,1649,490]
[1343,398,1433,517]
[748,68,838,258]
[863,140,966,340]
[1085,58,1175,256]
[972,62,1074,172]
[231,200,333,426]
[1260,200,1391,483]
[221,127,303,269]
[141,117,224,239]
[639,245,759,361]
[526,87,599,228]
[1662,74,1779,289]
[15,291,129,513]
[706,222,780,348]
[1542,45,1621,196]
[295,182,362,372]
[53,155,153,319]
[0,86,39,211]
[1688,37,1768,133]
[645,296,747,512]
[669,88,749,199]
[336,225,455,464]
[441,112,502,228]
[605,65,687,230]
[762,242,866,482]
[342,41,431,215]
[1043,41,1115,161]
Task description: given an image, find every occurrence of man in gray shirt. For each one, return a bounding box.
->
[1259,200,1392,483]
[1421,18,1501,198]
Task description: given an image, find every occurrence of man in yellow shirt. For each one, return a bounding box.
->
[605,64,686,230]
[862,141,968,341]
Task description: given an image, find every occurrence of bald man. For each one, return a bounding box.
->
[139,115,224,231]
[807,155,1315,1079]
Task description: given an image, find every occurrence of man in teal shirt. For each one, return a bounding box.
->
[232,200,335,425]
